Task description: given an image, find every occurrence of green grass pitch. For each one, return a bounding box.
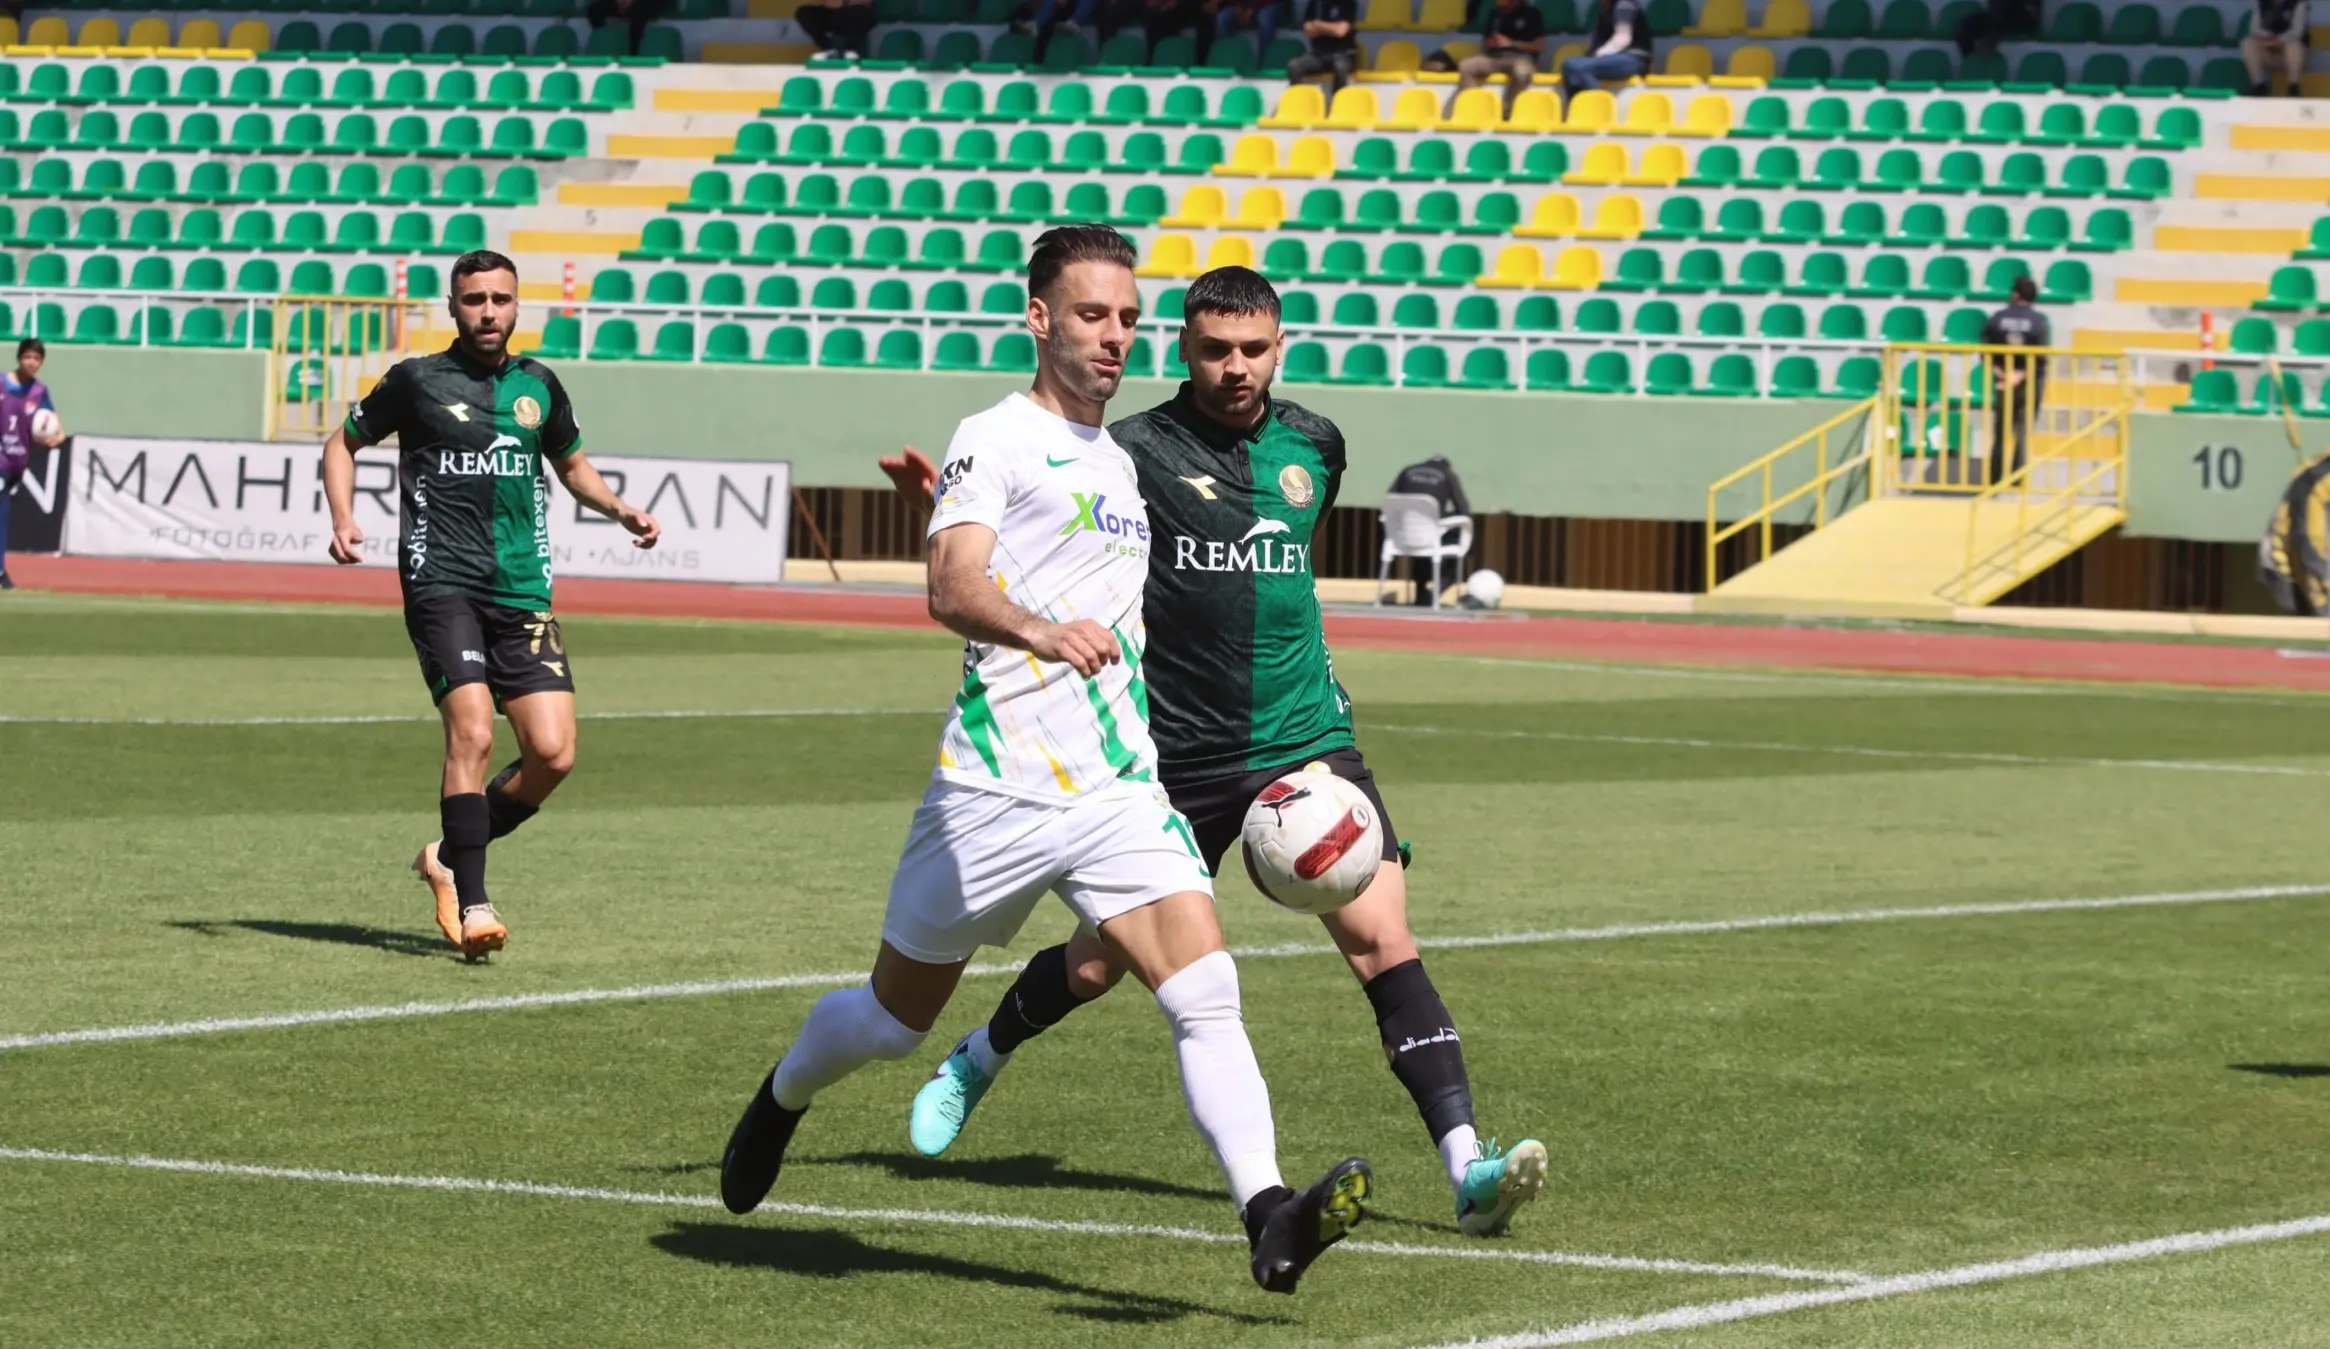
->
[6,592,2330,1348]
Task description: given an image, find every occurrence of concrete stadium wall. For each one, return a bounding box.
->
[55,351,2297,545]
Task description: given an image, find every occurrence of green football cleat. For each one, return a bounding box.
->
[1456,1137,1549,1238]
[909,1036,998,1158]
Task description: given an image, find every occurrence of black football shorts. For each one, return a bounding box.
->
[1166,746,1401,876]
[404,594,576,707]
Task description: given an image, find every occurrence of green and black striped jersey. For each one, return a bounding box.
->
[345,345,583,610]
[1111,386,1354,783]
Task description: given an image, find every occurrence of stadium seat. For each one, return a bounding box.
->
[2256,267,2320,314]
[2174,369,2241,414]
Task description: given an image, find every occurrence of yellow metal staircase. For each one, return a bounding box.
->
[1702,344,2132,619]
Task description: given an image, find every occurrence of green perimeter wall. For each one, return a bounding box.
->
[57,350,2295,545]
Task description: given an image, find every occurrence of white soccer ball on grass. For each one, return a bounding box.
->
[1239,765,1383,917]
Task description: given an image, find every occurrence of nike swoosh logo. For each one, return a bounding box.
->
[1046,456,1078,467]
[1239,518,1293,543]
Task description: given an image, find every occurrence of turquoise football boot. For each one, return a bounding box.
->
[909,1036,1000,1158]
[1456,1137,1549,1237]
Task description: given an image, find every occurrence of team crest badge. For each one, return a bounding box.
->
[1278,464,1315,509]
[512,396,543,429]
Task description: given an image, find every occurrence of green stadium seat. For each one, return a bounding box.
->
[1911,255,1971,301]
[2084,104,2140,150]
[2069,53,2128,94]
[1642,196,1704,241]
[1767,199,1825,244]
[1634,300,1682,336]
[1578,351,1634,394]
[1827,355,1879,399]
[1573,297,1620,334]
[2110,156,2171,201]
[1847,254,1911,299]
[754,274,801,306]
[2047,0,2100,40]
[1669,248,1726,294]
[1792,96,1851,141]
[21,254,62,289]
[589,268,634,302]
[2256,266,2320,314]
[2143,107,2202,151]
[1765,354,1817,398]
[644,269,690,305]
[1600,248,1663,294]
[2295,320,2330,358]
[987,330,1037,373]
[1971,257,2032,302]
[1757,301,1805,338]
[2247,368,2305,417]
[2229,316,2279,355]
[1833,48,1890,87]
[1643,351,1693,396]
[1522,349,1571,391]
[1816,303,1866,340]
[1515,300,1563,336]
[72,304,121,346]
[1695,299,1745,337]
[1399,345,1451,389]
[1453,295,1501,331]
[1827,200,1885,246]
[1724,249,1786,295]
[1880,306,1928,343]
[2078,207,2133,253]
[129,254,173,290]
[76,255,120,291]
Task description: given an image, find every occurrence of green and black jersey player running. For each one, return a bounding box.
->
[882,266,1548,1238]
[322,249,661,960]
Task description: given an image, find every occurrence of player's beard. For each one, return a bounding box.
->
[1046,325,1124,409]
[1192,366,1274,427]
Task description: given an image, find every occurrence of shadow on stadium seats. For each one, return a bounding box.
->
[816,1150,1223,1203]
[166,918,449,959]
[2230,1063,2330,1078]
[649,1223,1292,1326]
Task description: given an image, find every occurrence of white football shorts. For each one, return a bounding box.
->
[882,776,1217,965]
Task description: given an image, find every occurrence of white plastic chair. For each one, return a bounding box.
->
[1375,493,1473,606]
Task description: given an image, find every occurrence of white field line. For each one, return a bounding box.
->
[1430,653,2330,707]
[0,1146,1864,1283]
[0,708,937,727]
[1418,1211,2330,1347]
[1373,722,2330,780]
[6,883,2325,1054]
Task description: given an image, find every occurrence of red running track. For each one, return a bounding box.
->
[12,554,2330,693]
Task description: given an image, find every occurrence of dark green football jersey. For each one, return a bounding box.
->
[1110,386,1354,782]
[344,345,582,610]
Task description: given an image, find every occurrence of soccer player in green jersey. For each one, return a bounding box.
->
[322,250,661,960]
[886,266,1548,1238]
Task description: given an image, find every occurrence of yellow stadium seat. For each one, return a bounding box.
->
[1217,134,1279,177]
[1225,186,1287,229]
[1498,88,1563,133]
[1683,0,1746,34]
[1546,245,1603,290]
[125,17,171,46]
[1357,39,1422,82]
[1415,39,1476,80]
[1747,0,1809,36]
[1203,236,1256,271]
[1409,0,1466,29]
[1712,44,1773,84]
[0,17,20,45]
[1476,244,1548,289]
[1323,86,1381,129]
[1575,194,1642,239]
[1442,86,1503,130]
[1380,86,1444,129]
[25,16,69,44]
[1561,142,1629,184]
[1618,142,1688,184]
[1160,185,1230,228]
[1646,45,1712,85]
[1137,234,1200,278]
[1675,93,1732,136]
[177,19,222,48]
[224,19,272,50]
[76,17,121,45]
[1559,89,1617,134]
[1611,91,1674,134]
[1359,0,1410,29]
[1513,192,1581,239]
[1549,40,1586,68]
[1274,135,1337,177]
[1259,84,1327,129]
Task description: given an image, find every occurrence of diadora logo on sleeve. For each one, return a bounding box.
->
[438,434,533,478]
[1059,491,1149,558]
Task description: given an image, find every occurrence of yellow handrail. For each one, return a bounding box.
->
[1704,397,1877,592]
[1946,398,2131,605]
[267,294,422,440]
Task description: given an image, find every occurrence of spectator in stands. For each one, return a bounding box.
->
[1449,0,1546,117]
[1954,0,2039,56]
[1561,0,1653,99]
[796,0,877,58]
[0,339,59,593]
[2244,0,2309,95]
[585,0,666,56]
[1285,0,1358,93]
[1982,276,2049,486]
[1208,0,1282,65]
[1140,0,1205,50]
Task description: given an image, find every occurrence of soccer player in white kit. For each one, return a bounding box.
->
[717,226,1372,1294]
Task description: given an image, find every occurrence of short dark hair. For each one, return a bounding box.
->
[16,337,44,359]
[1026,225,1137,303]
[450,250,519,292]
[2009,274,2039,304]
[1182,266,1281,324]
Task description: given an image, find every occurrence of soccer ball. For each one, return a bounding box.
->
[1461,569,1505,610]
[30,408,61,446]
[1240,765,1383,916]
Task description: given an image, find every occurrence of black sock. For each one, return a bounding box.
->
[986,944,1098,1055]
[485,760,538,840]
[439,792,491,917]
[1364,958,1475,1144]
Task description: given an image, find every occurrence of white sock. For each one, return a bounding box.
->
[1153,950,1283,1210]
[770,983,929,1112]
[960,1024,1011,1080]
[1438,1123,1481,1192]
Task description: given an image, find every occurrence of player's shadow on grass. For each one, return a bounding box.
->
[167,919,448,960]
[651,1223,1290,1327]
[816,1150,1224,1203]
[2231,1062,2330,1078]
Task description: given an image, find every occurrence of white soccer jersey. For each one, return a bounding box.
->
[927,392,1159,802]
